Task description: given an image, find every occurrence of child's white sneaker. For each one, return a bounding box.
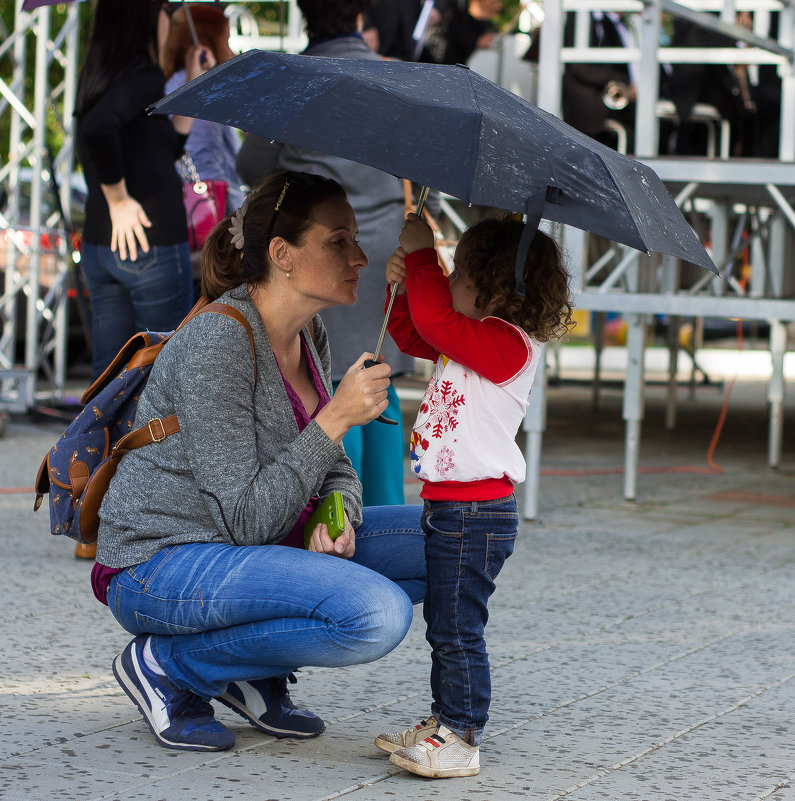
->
[389,725,480,778]
[374,715,437,754]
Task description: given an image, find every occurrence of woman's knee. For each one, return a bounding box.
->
[334,578,415,664]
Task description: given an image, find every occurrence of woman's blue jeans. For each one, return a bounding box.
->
[422,495,518,746]
[107,505,425,699]
[80,241,194,381]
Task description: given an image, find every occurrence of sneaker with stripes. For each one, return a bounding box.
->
[389,725,480,778]
[374,714,437,754]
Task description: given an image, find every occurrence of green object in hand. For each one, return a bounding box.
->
[303,491,345,548]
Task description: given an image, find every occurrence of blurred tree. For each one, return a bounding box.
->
[0,2,93,167]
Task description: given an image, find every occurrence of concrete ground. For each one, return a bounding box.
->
[2,357,795,801]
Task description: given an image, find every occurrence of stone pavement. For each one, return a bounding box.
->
[2,370,795,801]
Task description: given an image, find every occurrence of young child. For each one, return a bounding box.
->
[375,212,572,778]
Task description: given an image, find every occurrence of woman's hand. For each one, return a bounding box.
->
[305,512,355,558]
[171,46,217,136]
[399,212,435,254]
[185,45,216,82]
[315,352,391,444]
[386,247,408,295]
[101,181,151,261]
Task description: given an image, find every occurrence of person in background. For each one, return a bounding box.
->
[161,3,246,214]
[561,10,637,152]
[376,213,572,777]
[363,0,449,61]
[664,15,747,156]
[236,0,415,507]
[74,0,212,559]
[438,0,502,66]
[734,10,781,159]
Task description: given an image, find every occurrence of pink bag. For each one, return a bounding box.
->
[179,153,228,252]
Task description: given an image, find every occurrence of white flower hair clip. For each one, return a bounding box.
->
[228,194,251,250]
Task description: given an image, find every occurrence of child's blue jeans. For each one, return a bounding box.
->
[422,495,518,746]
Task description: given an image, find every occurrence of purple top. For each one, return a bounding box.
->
[91,332,330,605]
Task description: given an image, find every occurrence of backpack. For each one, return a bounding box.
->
[33,297,257,545]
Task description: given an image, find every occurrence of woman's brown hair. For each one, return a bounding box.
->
[160,4,235,80]
[201,171,348,300]
[456,216,573,342]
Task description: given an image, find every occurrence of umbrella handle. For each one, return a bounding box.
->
[363,359,398,425]
[371,185,429,362]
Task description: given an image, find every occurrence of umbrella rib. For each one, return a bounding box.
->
[464,68,488,205]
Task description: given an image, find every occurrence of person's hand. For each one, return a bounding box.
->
[386,247,408,294]
[399,213,435,254]
[185,45,216,82]
[476,31,498,50]
[108,196,151,261]
[362,26,379,52]
[315,352,391,443]
[305,512,355,558]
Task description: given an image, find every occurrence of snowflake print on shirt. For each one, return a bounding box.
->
[435,445,455,477]
[422,378,466,439]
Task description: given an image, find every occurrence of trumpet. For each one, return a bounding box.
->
[603,80,630,111]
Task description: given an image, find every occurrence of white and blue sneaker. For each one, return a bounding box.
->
[113,636,235,752]
[217,675,325,738]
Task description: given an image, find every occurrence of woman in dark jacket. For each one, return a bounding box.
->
[75,0,211,383]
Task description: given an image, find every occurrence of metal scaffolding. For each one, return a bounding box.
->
[523,0,795,516]
[1,0,80,419]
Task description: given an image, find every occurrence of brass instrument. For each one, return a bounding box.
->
[603,80,630,110]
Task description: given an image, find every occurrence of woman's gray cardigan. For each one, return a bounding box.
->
[96,289,363,569]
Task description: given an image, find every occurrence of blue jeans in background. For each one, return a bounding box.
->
[106,505,425,699]
[335,381,406,507]
[80,241,194,381]
[422,495,518,746]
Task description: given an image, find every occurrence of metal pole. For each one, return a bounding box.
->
[522,342,547,520]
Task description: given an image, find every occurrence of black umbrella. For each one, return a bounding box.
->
[153,50,716,276]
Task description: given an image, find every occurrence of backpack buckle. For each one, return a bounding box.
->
[147,418,167,443]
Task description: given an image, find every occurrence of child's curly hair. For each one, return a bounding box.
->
[456,216,573,342]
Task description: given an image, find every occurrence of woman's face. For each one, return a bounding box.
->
[287,199,368,307]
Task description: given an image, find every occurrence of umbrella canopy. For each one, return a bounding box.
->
[152,50,717,274]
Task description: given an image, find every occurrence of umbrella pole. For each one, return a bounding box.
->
[371,185,429,361]
[182,2,201,48]
[364,185,429,426]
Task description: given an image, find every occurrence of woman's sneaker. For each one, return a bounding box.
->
[389,725,480,778]
[374,715,438,754]
[216,675,325,738]
[112,636,235,752]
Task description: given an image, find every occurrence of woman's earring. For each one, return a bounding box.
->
[285,271,292,279]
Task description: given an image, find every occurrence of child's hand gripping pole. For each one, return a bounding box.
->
[365,185,431,425]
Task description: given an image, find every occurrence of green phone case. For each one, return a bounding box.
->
[303,491,345,548]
